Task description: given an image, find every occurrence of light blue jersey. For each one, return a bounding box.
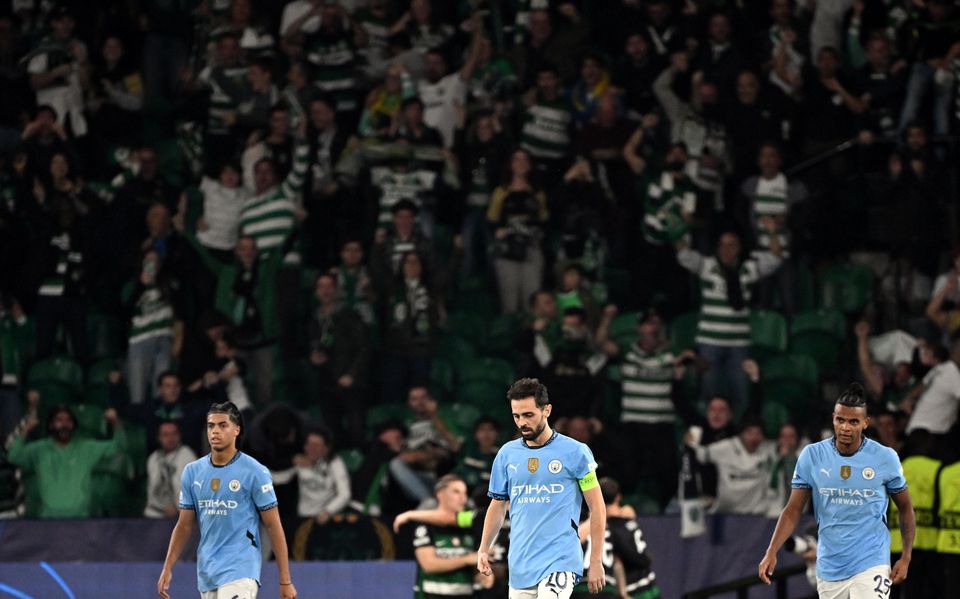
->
[791,437,907,581]
[179,452,278,592]
[488,431,597,589]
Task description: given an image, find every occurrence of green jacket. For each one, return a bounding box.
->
[186,231,286,341]
[7,428,127,518]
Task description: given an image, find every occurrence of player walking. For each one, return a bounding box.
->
[759,384,915,598]
[158,401,297,599]
[478,378,606,598]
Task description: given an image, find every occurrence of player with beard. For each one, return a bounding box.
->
[759,384,915,598]
[477,378,606,598]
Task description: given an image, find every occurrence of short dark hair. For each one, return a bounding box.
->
[434,473,464,495]
[507,378,549,408]
[46,404,76,434]
[157,370,180,387]
[739,414,765,432]
[208,401,244,447]
[474,415,500,432]
[836,382,867,409]
[599,477,620,505]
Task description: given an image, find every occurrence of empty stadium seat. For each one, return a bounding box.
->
[761,354,820,423]
[439,402,482,439]
[817,262,875,314]
[339,448,365,474]
[481,312,522,355]
[669,312,699,353]
[456,356,514,388]
[87,314,124,361]
[789,309,846,377]
[749,310,788,361]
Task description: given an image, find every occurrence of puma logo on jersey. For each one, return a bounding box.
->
[508,464,518,473]
[820,468,831,477]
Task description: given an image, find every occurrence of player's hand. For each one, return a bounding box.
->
[891,555,910,584]
[588,560,605,593]
[477,551,492,576]
[758,551,776,584]
[393,511,410,533]
[157,568,172,598]
[280,582,298,598]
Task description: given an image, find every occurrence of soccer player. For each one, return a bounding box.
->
[478,378,606,598]
[574,477,659,599]
[411,474,480,599]
[157,402,297,599]
[758,383,915,598]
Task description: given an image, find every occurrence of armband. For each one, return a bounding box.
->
[456,510,475,528]
[578,470,599,492]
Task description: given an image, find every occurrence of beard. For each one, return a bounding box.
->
[519,418,546,440]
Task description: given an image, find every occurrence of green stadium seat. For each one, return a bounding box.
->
[28,357,83,391]
[440,402,483,439]
[73,403,106,437]
[339,448,365,474]
[669,312,699,353]
[762,400,793,437]
[482,313,522,355]
[817,262,875,314]
[21,472,41,518]
[123,424,149,478]
[789,308,846,377]
[796,262,817,312]
[87,314,123,360]
[428,357,456,401]
[750,310,788,361]
[92,452,133,517]
[455,380,506,412]
[446,312,487,346]
[761,354,820,424]
[365,404,408,438]
[761,353,819,389]
[436,335,477,367]
[610,311,640,348]
[457,357,514,388]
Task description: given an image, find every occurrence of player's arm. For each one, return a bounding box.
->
[157,508,196,598]
[890,488,915,584]
[477,498,507,577]
[612,556,630,599]
[394,508,466,532]
[583,481,607,594]
[260,507,297,598]
[416,545,479,573]
[758,487,810,584]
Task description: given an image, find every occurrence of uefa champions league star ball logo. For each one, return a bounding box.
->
[548,460,562,474]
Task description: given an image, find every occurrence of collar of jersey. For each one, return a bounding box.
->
[830,436,868,457]
[208,450,243,468]
[521,430,558,450]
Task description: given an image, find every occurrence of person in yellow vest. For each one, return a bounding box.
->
[938,456,960,593]
[893,432,943,599]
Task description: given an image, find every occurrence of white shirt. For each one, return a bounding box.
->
[418,73,466,148]
[27,48,87,136]
[144,445,198,518]
[908,360,960,434]
[695,436,777,516]
[280,0,320,36]
[296,456,351,518]
[197,177,249,251]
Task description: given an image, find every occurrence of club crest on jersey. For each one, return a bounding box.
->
[211,478,221,491]
[862,467,875,480]
[229,479,241,492]
[528,458,539,473]
[840,466,851,480]
[548,459,562,474]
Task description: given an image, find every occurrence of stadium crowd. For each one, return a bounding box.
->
[0,0,959,594]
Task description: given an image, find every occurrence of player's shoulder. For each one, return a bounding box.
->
[800,438,833,457]
[862,438,900,461]
[183,455,209,474]
[236,452,271,474]
[497,437,525,455]
[553,433,589,453]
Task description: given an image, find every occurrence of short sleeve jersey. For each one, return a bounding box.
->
[791,438,907,581]
[179,452,278,592]
[488,431,597,589]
